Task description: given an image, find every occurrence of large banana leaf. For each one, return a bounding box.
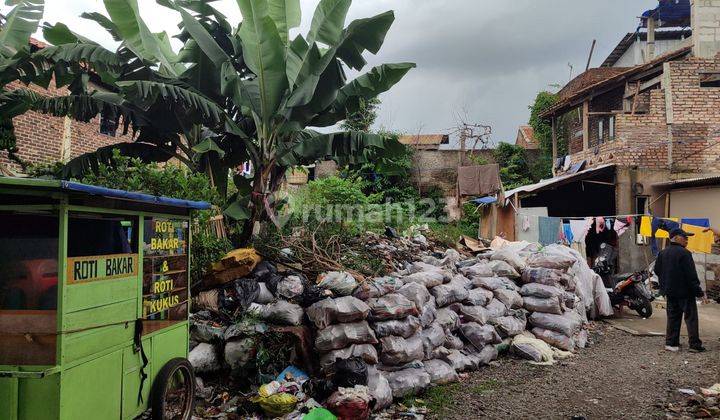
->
[277,130,399,166]
[237,0,288,125]
[0,0,44,58]
[42,22,96,45]
[80,12,122,42]
[116,80,225,125]
[310,62,415,127]
[37,43,124,75]
[267,0,301,44]
[306,0,350,46]
[61,142,176,179]
[336,11,394,70]
[102,0,183,76]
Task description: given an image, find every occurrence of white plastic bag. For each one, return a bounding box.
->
[379,335,424,365]
[420,323,446,359]
[431,278,470,307]
[255,282,275,304]
[532,327,575,352]
[523,296,564,315]
[402,271,446,288]
[396,282,431,311]
[367,293,418,321]
[435,307,461,331]
[519,283,565,299]
[419,298,437,328]
[423,359,459,384]
[247,300,304,326]
[306,296,370,329]
[353,276,404,300]
[384,368,431,398]
[371,316,422,339]
[459,263,494,278]
[315,321,378,352]
[367,366,393,410]
[276,275,304,299]
[487,260,520,278]
[459,305,489,325]
[319,344,379,371]
[528,311,583,337]
[485,298,508,319]
[317,271,359,296]
[491,315,526,337]
[464,287,493,306]
[493,288,523,309]
[441,350,475,372]
[460,322,502,350]
[490,248,527,272]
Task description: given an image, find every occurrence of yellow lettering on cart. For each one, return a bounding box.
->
[150,237,180,250]
[148,295,180,313]
[152,279,174,293]
[67,254,138,284]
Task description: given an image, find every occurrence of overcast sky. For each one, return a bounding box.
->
[24,0,658,146]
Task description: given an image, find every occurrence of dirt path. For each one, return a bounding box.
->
[420,324,719,419]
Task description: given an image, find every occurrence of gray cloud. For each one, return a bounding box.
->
[19,0,658,144]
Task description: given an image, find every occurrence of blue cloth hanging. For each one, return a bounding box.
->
[539,217,562,246]
[650,217,681,256]
[681,218,710,228]
[563,223,574,244]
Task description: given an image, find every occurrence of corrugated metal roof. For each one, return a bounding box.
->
[504,164,616,203]
[0,177,212,210]
[652,174,720,189]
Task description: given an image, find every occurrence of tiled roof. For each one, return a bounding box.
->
[398,134,449,147]
[541,44,692,118]
[517,125,539,150]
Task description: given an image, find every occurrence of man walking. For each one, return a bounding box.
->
[655,228,706,353]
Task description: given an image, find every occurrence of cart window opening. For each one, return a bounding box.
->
[68,213,138,257]
[0,212,58,365]
[142,218,189,333]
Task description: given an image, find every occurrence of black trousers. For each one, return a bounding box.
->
[666,296,702,347]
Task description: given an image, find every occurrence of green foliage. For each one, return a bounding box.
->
[293,176,371,208]
[529,91,560,156]
[79,150,221,205]
[493,142,534,190]
[340,97,381,132]
[3,0,415,244]
[190,230,233,287]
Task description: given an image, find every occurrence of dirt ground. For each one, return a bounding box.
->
[422,323,719,419]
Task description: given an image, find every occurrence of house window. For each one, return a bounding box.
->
[609,116,615,140]
[100,114,118,137]
[700,73,720,88]
[598,120,604,142]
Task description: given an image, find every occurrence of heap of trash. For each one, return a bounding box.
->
[667,384,720,419]
[188,232,613,418]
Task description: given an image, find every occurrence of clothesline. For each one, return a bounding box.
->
[515,212,650,220]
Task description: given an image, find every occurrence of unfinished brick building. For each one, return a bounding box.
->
[0,39,130,173]
[502,0,720,295]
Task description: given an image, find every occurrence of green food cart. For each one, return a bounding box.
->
[0,177,210,420]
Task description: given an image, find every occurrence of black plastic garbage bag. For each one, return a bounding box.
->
[220,278,260,312]
[333,357,369,387]
[252,260,277,282]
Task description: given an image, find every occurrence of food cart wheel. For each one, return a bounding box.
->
[151,358,196,420]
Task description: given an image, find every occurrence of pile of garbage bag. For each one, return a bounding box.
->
[187,237,612,418]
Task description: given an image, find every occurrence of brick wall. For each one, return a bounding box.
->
[411,149,497,196]
[562,56,720,174]
[1,80,132,172]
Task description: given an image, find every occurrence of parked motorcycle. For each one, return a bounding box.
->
[592,242,655,318]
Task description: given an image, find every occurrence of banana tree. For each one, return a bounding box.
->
[3,0,414,241]
[0,0,44,168]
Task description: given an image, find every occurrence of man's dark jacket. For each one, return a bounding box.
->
[654,243,704,299]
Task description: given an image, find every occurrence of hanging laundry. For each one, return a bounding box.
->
[639,216,679,238]
[596,217,606,234]
[683,224,714,254]
[651,217,680,239]
[563,223,574,244]
[681,218,710,228]
[538,217,562,246]
[605,218,613,231]
[613,218,631,237]
[569,219,591,243]
[626,216,633,225]
[522,215,531,232]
